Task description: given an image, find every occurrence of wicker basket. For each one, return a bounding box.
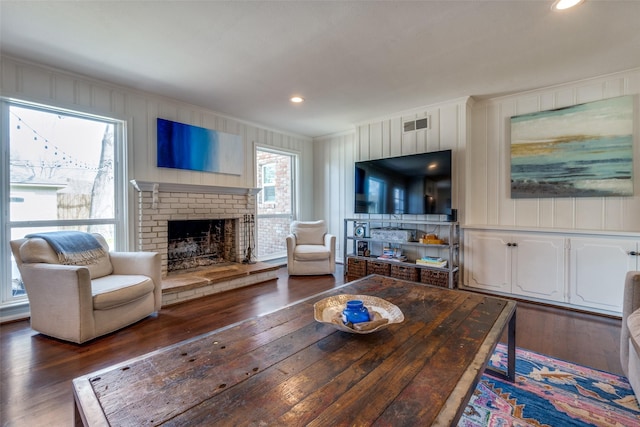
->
[390,264,419,282]
[420,268,459,288]
[367,260,391,276]
[347,257,367,278]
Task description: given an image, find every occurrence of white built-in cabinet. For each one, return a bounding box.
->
[568,237,640,313]
[463,231,565,303]
[463,228,640,316]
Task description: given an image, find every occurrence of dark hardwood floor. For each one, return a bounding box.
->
[1,265,623,426]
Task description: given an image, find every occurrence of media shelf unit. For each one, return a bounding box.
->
[344,218,460,289]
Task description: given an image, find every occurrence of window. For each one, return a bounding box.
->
[255,148,297,261]
[1,100,127,305]
[261,163,276,204]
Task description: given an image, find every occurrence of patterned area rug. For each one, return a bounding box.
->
[459,344,640,426]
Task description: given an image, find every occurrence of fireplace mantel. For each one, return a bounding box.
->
[130,180,261,196]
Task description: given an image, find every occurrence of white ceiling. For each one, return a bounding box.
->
[1,1,639,138]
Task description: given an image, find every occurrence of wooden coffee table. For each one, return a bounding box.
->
[73,275,516,426]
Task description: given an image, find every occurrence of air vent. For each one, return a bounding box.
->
[403,121,415,132]
[415,117,429,130]
[403,117,429,132]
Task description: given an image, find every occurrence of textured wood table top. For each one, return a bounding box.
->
[73,275,516,426]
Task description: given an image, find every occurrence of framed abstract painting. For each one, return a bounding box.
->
[510,95,634,198]
[157,118,244,175]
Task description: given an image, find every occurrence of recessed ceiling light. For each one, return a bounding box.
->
[551,0,584,11]
[290,96,304,103]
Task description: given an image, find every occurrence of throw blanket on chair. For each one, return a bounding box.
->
[25,231,107,265]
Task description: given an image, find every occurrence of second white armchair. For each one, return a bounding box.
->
[286,220,335,275]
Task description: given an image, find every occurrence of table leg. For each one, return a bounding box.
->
[74,401,85,427]
[506,309,516,381]
[486,309,516,382]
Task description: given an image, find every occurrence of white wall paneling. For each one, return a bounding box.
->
[314,98,470,262]
[1,55,314,250]
[468,69,640,233]
[313,132,355,261]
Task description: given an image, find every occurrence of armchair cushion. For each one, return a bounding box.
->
[291,220,326,245]
[92,275,155,310]
[293,244,331,261]
[18,233,113,279]
[18,238,59,264]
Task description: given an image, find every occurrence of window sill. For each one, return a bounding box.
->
[0,299,30,323]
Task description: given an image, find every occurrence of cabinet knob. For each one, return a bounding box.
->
[630,251,639,256]
[506,242,518,247]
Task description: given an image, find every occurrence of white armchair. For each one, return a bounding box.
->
[286,220,335,275]
[10,233,161,344]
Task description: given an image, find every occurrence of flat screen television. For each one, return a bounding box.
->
[354,150,452,215]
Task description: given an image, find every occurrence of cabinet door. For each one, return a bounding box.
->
[569,237,637,314]
[465,232,511,292]
[512,235,566,302]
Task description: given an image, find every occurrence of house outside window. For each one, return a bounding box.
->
[1,100,127,306]
[261,163,276,204]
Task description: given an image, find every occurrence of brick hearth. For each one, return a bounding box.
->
[160,261,279,306]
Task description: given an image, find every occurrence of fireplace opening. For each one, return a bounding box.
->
[167,219,237,273]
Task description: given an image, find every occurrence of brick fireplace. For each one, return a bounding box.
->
[131,181,277,306]
[131,180,260,277]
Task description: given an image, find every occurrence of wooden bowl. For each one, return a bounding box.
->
[313,294,404,334]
